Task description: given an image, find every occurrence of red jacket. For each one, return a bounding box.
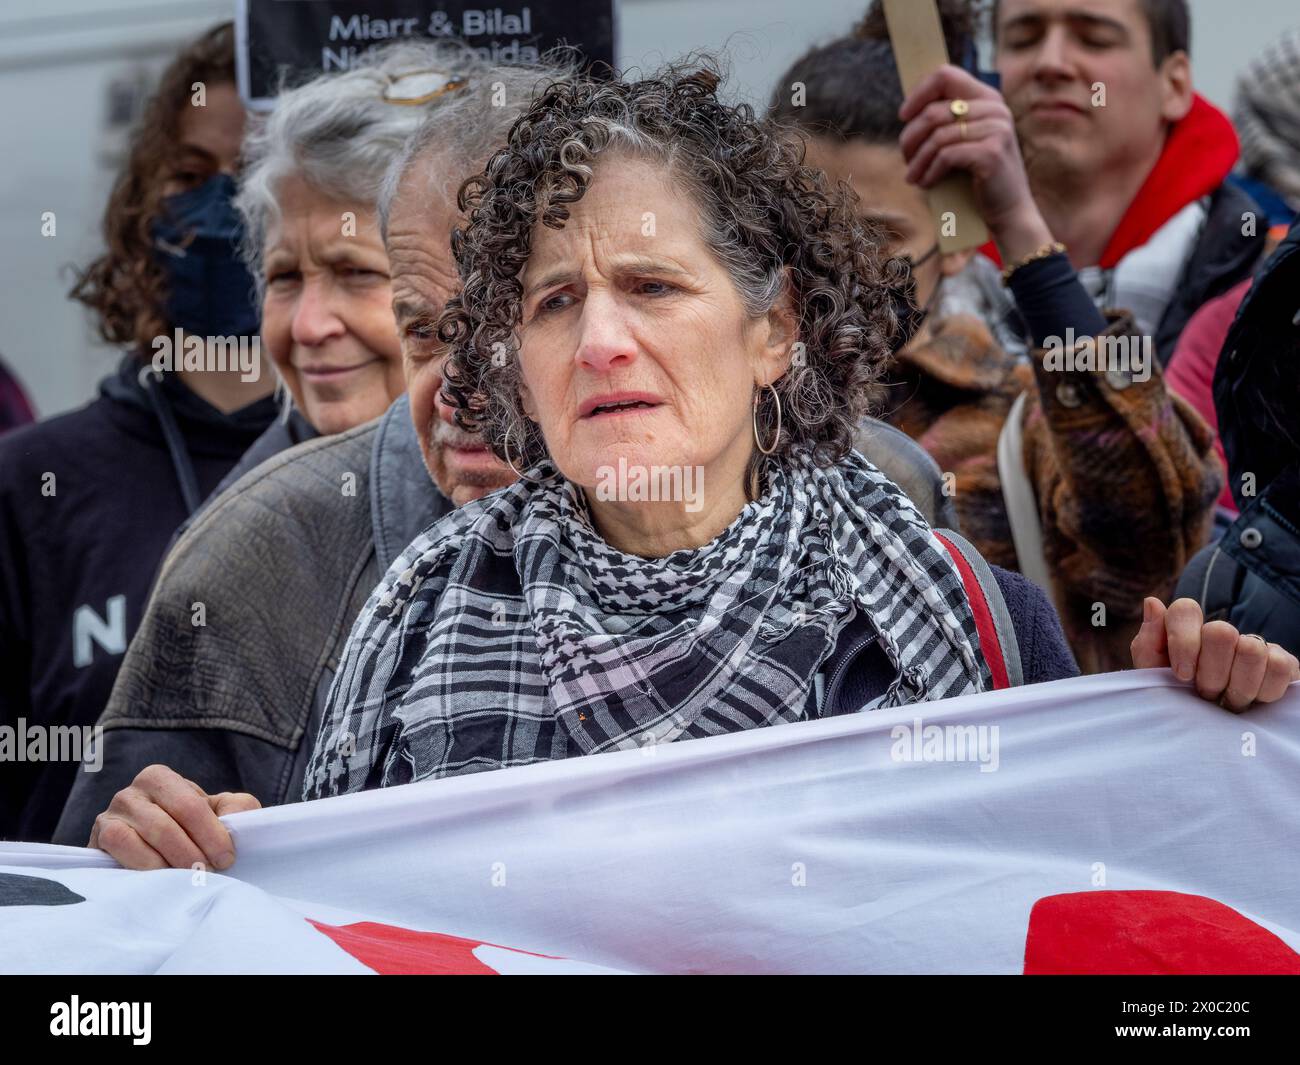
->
[986,95,1241,269]
[1165,277,1252,514]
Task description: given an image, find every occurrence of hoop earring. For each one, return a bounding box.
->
[752,383,781,456]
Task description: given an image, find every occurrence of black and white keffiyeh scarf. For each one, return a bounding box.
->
[303,449,991,799]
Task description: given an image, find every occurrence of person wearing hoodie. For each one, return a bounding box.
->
[1174,217,1300,655]
[771,30,1222,673]
[0,23,280,843]
[988,0,1267,362]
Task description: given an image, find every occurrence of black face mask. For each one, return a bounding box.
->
[151,173,260,338]
[892,243,941,351]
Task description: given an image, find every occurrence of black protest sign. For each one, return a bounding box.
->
[235,0,617,110]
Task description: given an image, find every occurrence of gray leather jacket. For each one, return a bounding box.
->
[54,395,448,843]
[53,402,953,844]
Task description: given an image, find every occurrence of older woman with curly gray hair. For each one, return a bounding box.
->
[292,64,1291,796]
[290,65,1057,797]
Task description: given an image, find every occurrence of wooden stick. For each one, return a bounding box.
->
[880,0,990,253]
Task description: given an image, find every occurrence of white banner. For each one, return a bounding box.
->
[2,671,1298,974]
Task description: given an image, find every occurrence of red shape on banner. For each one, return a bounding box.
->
[1024,890,1300,975]
[307,919,557,975]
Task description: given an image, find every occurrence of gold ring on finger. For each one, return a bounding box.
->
[950,99,970,119]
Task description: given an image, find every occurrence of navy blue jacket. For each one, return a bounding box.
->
[0,357,276,842]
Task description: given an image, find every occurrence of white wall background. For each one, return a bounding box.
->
[2,0,1297,417]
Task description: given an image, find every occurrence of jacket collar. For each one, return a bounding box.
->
[98,353,277,458]
[1099,94,1239,269]
[370,393,452,573]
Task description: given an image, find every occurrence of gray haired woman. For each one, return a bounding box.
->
[290,64,1295,801]
[225,40,518,473]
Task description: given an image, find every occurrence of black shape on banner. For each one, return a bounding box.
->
[236,0,618,110]
[0,872,85,907]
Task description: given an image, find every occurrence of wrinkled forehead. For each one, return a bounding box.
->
[385,157,463,301]
[387,150,464,242]
[263,175,383,250]
[521,153,704,278]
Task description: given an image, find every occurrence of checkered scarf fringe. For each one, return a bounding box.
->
[304,449,991,799]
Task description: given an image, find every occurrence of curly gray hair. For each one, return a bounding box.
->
[438,61,909,476]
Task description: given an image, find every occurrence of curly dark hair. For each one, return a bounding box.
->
[437,60,911,474]
[69,22,236,355]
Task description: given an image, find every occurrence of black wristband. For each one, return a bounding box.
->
[1007,251,1108,350]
